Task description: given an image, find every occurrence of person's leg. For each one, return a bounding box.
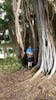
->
[30,62,32,67]
[27,58,33,69]
[30,57,33,67]
[28,62,31,69]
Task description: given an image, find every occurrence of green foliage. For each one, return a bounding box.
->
[0,57,23,72]
[16,0,18,2]
[5,35,10,41]
[0,48,2,53]
[0,1,14,30]
[7,48,13,54]
[0,18,8,30]
[3,2,13,20]
[0,1,15,45]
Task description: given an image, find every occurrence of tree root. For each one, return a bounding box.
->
[31,68,42,81]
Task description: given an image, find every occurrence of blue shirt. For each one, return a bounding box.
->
[26,47,34,54]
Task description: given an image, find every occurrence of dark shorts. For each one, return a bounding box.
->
[27,57,34,62]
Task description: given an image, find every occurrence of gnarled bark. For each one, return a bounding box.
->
[32,0,56,80]
[12,0,24,52]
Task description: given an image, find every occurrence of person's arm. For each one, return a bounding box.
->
[21,51,25,58]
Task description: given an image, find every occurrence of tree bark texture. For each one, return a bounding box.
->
[12,0,24,52]
[32,0,56,79]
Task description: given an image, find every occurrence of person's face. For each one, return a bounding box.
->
[29,45,31,48]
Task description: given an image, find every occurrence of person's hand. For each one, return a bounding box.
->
[21,51,25,58]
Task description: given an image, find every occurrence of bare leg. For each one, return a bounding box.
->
[28,62,30,69]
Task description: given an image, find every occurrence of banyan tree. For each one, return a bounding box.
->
[4,0,56,79]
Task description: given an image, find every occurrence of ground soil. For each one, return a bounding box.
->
[0,68,56,100]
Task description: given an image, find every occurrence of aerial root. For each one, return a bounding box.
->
[48,67,56,79]
[31,68,42,81]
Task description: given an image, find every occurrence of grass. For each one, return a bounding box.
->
[0,57,23,72]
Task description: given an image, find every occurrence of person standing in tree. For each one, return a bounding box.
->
[26,45,34,69]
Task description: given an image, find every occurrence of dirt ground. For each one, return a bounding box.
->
[0,68,56,100]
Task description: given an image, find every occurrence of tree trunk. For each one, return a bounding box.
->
[12,0,24,53]
[26,0,36,64]
[32,0,56,79]
[21,0,26,48]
